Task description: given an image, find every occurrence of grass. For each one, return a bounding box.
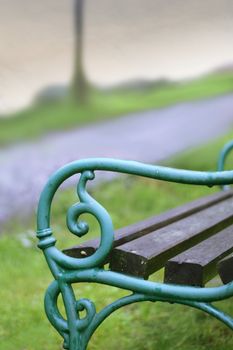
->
[1,72,233,146]
[1,128,233,349]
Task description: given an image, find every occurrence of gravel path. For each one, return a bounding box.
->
[1,94,233,226]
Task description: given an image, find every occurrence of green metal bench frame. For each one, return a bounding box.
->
[37,147,233,350]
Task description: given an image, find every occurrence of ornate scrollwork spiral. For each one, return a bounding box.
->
[66,171,95,237]
[63,170,114,268]
[76,299,96,331]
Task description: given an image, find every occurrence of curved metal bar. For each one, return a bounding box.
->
[58,281,79,349]
[91,295,233,340]
[146,298,233,331]
[63,268,233,303]
[182,301,233,330]
[44,281,69,347]
[88,293,149,338]
[37,157,233,231]
[217,140,233,190]
[44,281,233,350]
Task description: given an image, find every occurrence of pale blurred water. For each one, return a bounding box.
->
[0,0,233,113]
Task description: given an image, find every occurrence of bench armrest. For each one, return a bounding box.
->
[37,158,233,271]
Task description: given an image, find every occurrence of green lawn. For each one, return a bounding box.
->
[1,130,233,349]
[1,72,233,146]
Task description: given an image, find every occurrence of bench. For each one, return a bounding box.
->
[36,141,233,350]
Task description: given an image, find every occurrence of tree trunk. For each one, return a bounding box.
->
[71,0,88,104]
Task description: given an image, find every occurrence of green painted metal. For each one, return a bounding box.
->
[37,158,233,350]
[218,140,233,190]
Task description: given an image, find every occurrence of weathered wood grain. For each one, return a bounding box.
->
[109,197,233,278]
[164,225,233,286]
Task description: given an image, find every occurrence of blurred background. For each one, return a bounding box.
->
[1,1,233,350]
[1,0,233,114]
[1,0,233,223]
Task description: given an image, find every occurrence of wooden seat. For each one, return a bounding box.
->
[64,190,233,286]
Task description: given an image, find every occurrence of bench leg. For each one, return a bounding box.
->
[44,278,160,349]
[44,280,96,350]
[44,273,233,350]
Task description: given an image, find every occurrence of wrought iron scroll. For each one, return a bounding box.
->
[37,158,233,350]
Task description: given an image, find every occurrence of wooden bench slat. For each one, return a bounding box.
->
[109,197,233,278]
[164,225,233,286]
[63,190,233,259]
